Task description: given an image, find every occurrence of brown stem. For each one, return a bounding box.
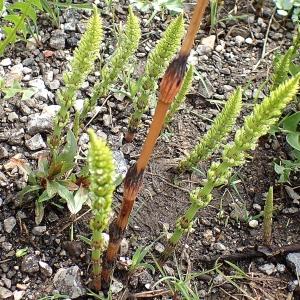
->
[101,0,209,292]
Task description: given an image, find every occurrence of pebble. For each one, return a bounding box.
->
[0,287,13,299]
[39,261,53,277]
[32,226,47,236]
[286,253,300,276]
[49,79,60,90]
[120,238,129,256]
[258,263,276,275]
[201,35,216,50]
[0,146,8,159]
[213,274,225,285]
[214,242,227,251]
[53,266,85,299]
[110,279,124,294]
[64,22,76,31]
[235,35,245,46]
[253,204,262,211]
[248,219,258,228]
[276,263,286,273]
[25,134,46,150]
[102,114,111,127]
[0,58,12,66]
[21,254,40,273]
[7,112,18,122]
[203,229,215,245]
[4,216,17,233]
[49,30,66,50]
[245,37,253,44]
[13,290,25,300]
[113,150,128,180]
[74,99,84,112]
[2,242,13,251]
[154,242,165,253]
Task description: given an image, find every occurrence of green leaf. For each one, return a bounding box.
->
[17,184,41,199]
[287,132,300,151]
[77,235,92,245]
[16,247,28,258]
[35,201,45,225]
[46,180,58,198]
[10,2,37,22]
[58,130,77,166]
[67,186,88,215]
[37,190,53,203]
[282,112,300,132]
[55,182,73,203]
[289,62,300,76]
[27,0,43,10]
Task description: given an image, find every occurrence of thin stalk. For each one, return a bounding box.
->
[101,0,209,293]
[263,186,273,246]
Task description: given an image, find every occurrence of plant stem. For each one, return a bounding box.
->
[263,186,273,246]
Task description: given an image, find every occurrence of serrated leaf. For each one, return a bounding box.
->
[35,201,44,225]
[67,186,88,215]
[287,132,300,151]
[10,2,37,22]
[27,0,43,10]
[4,14,23,26]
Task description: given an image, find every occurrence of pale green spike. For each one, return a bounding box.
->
[179,87,243,172]
[127,14,185,135]
[88,129,115,281]
[161,74,300,261]
[80,6,141,121]
[51,6,102,148]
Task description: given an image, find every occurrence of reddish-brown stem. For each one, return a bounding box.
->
[101,0,209,293]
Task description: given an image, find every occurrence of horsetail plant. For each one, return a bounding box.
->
[160,74,300,264]
[164,65,194,126]
[263,186,273,246]
[125,14,185,142]
[101,0,209,292]
[50,6,102,151]
[80,7,141,122]
[179,87,242,173]
[88,129,115,291]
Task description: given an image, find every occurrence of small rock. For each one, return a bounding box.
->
[288,280,299,292]
[0,287,13,299]
[213,274,225,285]
[4,217,16,233]
[201,35,216,50]
[285,186,300,202]
[32,226,47,236]
[0,146,8,159]
[7,112,18,122]
[215,44,224,52]
[53,266,85,299]
[138,269,154,286]
[110,279,123,294]
[28,78,45,90]
[39,261,53,277]
[248,219,258,228]
[74,100,84,112]
[113,150,128,180]
[49,30,66,50]
[25,134,46,150]
[276,263,286,273]
[253,204,262,211]
[196,45,212,56]
[103,114,111,127]
[154,242,165,253]
[1,58,12,66]
[286,253,300,276]
[203,229,215,245]
[13,290,25,300]
[214,242,227,251]
[49,79,60,90]
[64,22,76,31]
[235,35,245,46]
[2,242,13,251]
[120,239,129,256]
[21,254,39,273]
[245,37,253,44]
[259,263,276,275]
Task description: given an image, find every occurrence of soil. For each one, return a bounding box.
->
[0,0,300,299]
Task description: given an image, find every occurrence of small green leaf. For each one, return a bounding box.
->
[37,190,53,203]
[55,182,73,203]
[282,112,300,132]
[78,234,92,245]
[16,247,28,258]
[35,201,45,225]
[46,180,58,198]
[67,186,88,215]
[287,132,300,151]
[17,184,41,199]
[58,130,77,167]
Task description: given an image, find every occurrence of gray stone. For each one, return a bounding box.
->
[113,150,128,180]
[25,134,46,150]
[0,146,8,159]
[120,239,129,256]
[138,269,154,286]
[32,226,47,236]
[0,58,12,67]
[2,277,11,289]
[276,263,286,273]
[50,30,66,50]
[201,35,216,50]
[29,78,45,90]
[213,274,225,285]
[111,279,123,294]
[286,253,300,276]
[214,242,227,251]
[0,287,13,299]
[248,219,258,228]
[64,22,76,31]
[74,100,84,112]
[4,217,16,233]
[13,290,25,300]
[103,114,111,127]
[196,45,212,56]
[258,263,276,275]
[154,242,165,253]
[53,266,85,299]
[49,79,60,90]
[245,37,253,44]
[39,261,53,277]
[21,254,39,273]
[7,112,18,122]
[27,113,54,135]
[2,242,13,251]
[235,35,245,46]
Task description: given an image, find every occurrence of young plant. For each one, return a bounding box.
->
[80,7,141,122]
[88,129,115,291]
[178,87,242,173]
[125,14,185,142]
[263,186,273,246]
[164,65,194,126]
[101,0,209,292]
[0,0,43,56]
[50,6,102,150]
[160,74,300,263]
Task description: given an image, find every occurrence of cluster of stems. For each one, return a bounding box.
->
[160,74,300,263]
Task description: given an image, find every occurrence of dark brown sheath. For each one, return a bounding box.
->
[100,0,209,293]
